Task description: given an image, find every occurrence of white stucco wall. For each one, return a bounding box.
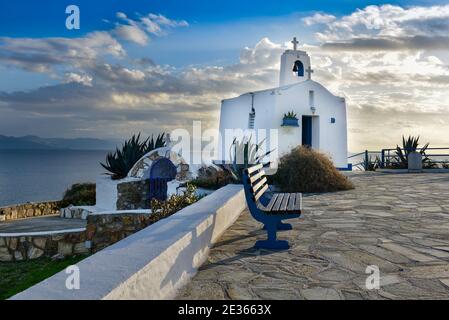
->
[95,175,120,211]
[219,80,348,169]
[218,91,277,162]
[11,185,246,300]
[275,80,348,168]
[279,50,311,86]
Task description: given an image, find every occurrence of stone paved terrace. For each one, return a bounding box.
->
[177,172,449,300]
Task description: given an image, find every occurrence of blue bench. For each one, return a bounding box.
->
[243,164,302,250]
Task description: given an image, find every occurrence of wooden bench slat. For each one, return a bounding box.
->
[265,194,279,212]
[287,193,296,211]
[249,170,265,184]
[242,164,302,250]
[272,193,285,211]
[247,164,263,175]
[252,177,267,194]
[254,184,269,201]
[294,193,302,211]
[280,194,290,211]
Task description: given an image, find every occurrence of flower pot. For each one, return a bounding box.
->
[282,118,299,127]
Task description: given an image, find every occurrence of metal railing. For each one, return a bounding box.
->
[381,148,449,168]
[349,148,449,171]
[348,151,382,171]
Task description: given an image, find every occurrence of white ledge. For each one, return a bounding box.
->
[11,184,246,300]
[0,228,86,237]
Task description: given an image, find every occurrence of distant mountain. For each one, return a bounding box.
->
[0,135,119,151]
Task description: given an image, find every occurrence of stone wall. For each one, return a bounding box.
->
[0,201,61,222]
[0,211,158,262]
[0,212,158,261]
[12,185,246,300]
[116,180,151,210]
[86,212,155,253]
[0,232,88,262]
[60,206,93,220]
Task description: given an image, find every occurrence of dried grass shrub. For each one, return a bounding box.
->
[273,147,354,193]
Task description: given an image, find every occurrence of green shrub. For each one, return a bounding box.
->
[101,133,166,180]
[150,184,200,220]
[190,166,235,190]
[283,111,298,120]
[60,183,96,207]
[273,146,354,193]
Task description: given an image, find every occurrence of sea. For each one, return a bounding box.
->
[0,150,109,207]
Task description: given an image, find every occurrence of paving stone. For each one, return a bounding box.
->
[313,268,355,282]
[176,173,449,300]
[359,245,411,264]
[225,284,256,300]
[405,265,449,279]
[379,243,437,262]
[410,246,449,258]
[301,287,342,300]
[439,279,449,288]
[252,287,300,300]
[177,281,226,300]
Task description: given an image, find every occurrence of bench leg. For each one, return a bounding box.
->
[277,222,293,231]
[262,222,293,231]
[255,223,290,250]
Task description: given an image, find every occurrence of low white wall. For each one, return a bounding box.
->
[95,175,120,210]
[11,184,246,300]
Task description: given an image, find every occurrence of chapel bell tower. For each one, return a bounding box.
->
[279,37,313,86]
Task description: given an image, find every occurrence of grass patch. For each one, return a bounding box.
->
[0,255,88,300]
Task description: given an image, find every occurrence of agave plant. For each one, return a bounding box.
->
[394,135,430,169]
[284,111,298,120]
[227,137,273,182]
[101,133,166,180]
[363,155,381,172]
[147,133,166,152]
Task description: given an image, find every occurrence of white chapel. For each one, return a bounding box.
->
[218,37,349,169]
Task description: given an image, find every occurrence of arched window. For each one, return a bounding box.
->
[293,60,304,77]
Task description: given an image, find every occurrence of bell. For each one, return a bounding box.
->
[292,64,298,72]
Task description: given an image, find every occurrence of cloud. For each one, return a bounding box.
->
[64,73,93,86]
[321,35,449,51]
[298,4,449,149]
[142,14,189,36]
[0,11,188,75]
[113,12,189,45]
[303,4,449,52]
[114,24,149,45]
[1,4,448,151]
[302,13,336,26]
[0,31,125,73]
[0,37,285,139]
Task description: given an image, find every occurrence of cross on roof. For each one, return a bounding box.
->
[306,66,314,79]
[291,37,299,51]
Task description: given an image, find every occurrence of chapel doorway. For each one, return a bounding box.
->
[302,116,313,147]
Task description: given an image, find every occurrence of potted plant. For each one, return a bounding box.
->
[282,111,299,127]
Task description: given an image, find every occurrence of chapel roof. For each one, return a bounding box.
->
[223,79,344,102]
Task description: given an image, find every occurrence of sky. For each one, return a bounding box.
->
[0,0,449,152]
